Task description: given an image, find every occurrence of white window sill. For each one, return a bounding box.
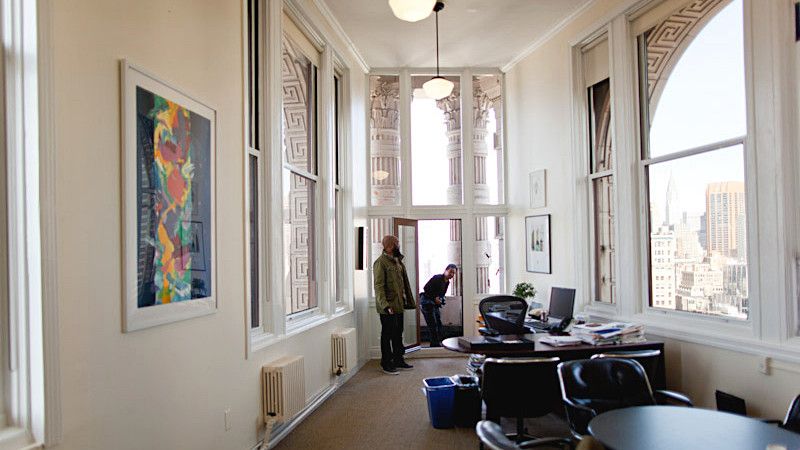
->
[249,309,354,354]
[0,427,39,450]
[585,308,800,364]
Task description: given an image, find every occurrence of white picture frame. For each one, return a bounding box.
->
[529,169,546,209]
[526,215,551,274]
[121,60,217,332]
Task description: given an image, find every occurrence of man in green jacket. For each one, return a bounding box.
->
[373,235,415,374]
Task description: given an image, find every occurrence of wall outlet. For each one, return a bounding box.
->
[758,356,771,375]
[224,408,232,431]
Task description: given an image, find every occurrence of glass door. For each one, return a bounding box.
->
[394,218,420,349]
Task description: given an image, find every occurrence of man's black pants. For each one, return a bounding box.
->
[379,312,405,368]
[421,304,443,346]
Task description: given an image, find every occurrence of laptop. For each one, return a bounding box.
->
[528,287,576,331]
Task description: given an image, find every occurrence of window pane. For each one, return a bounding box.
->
[334,189,341,305]
[334,74,341,186]
[249,155,260,328]
[477,216,505,294]
[647,145,747,318]
[592,176,615,303]
[474,75,504,205]
[641,0,745,158]
[283,170,317,314]
[411,75,462,205]
[282,35,317,174]
[589,78,612,173]
[369,75,401,206]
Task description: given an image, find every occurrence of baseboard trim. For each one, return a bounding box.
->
[252,358,369,450]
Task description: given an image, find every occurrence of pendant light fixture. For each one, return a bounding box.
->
[422,1,454,100]
[388,0,436,22]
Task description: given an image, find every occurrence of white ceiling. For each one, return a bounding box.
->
[321,0,592,69]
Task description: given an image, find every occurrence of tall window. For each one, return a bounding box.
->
[473,75,504,205]
[411,75,462,205]
[247,0,263,329]
[281,19,319,315]
[639,0,748,319]
[334,72,343,306]
[477,216,505,295]
[369,75,401,206]
[584,37,615,304]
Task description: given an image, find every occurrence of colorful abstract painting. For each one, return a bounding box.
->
[136,87,212,308]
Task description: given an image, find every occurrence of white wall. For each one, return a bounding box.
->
[504,0,800,418]
[51,0,367,448]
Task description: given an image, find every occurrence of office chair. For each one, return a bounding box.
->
[590,349,663,388]
[715,390,748,416]
[475,420,574,450]
[557,358,692,439]
[481,357,562,444]
[479,295,529,335]
[781,394,800,433]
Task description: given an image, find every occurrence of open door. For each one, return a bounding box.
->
[394,218,420,350]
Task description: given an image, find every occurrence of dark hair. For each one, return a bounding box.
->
[445,264,458,271]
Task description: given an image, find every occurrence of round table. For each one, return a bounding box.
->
[588,405,800,450]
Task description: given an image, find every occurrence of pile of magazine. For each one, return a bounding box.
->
[571,322,645,346]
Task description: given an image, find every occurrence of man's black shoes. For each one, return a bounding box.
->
[381,364,399,375]
[394,360,413,370]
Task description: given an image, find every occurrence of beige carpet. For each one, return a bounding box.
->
[274,357,571,450]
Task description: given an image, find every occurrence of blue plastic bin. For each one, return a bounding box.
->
[422,376,456,429]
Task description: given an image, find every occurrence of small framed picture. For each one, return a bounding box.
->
[525,215,551,274]
[529,169,546,209]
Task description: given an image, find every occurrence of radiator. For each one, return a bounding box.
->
[262,355,305,423]
[331,328,357,376]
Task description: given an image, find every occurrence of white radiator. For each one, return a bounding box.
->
[262,355,305,423]
[331,328,357,376]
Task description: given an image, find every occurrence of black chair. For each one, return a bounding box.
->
[715,390,748,415]
[781,394,800,433]
[479,295,530,335]
[590,349,662,388]
[481,357,562,444]
[557,358,692,439]
[475,420,574,450]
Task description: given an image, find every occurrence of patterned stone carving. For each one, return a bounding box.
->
[645,0,728,115]
[370,76,401,206]
[436,88,463,204]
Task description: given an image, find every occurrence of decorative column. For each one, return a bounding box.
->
[436,91,462,205]
[369,77,401,206]
[473,85,491,204]
[475,217,491,294]
[370,218,393,264]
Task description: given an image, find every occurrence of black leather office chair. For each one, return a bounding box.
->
[481,357,561,444]
[557,358,692,439]
[475,420,574,450]
[590,349,662,388]
[781,394,800,433]
[715,390,748,415]
[479,295,529,335]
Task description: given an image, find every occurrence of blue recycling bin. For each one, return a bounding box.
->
[422,377,456,429]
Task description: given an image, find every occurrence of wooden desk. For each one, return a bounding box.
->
[442,334,666,389]
[589,406,800,450]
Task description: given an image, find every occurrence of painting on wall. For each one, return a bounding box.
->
[121,60,217,332]
[529,169,546,209]
[525,215,551,274]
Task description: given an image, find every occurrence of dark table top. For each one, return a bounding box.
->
[442,334,663,357]
[589,406,800,450]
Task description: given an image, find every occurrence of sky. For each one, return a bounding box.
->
[648,0,746,217]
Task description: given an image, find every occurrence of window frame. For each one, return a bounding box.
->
[245,0,354,353]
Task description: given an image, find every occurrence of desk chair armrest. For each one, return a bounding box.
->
[518,437,574,449]
[654,390,693,407]
[562,398,598,417]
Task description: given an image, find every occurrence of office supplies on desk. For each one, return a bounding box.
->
[572,322,645,345]
[539,335,582,347]
[527,287,575,331]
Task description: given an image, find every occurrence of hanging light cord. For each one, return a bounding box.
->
[435,8,440,77]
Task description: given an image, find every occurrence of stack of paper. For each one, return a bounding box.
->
[572,322,645,346]
[539,335,582,347]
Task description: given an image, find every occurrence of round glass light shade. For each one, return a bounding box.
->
[388,0,436,22]
[422,76,454,100]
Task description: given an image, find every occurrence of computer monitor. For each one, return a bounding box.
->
[548,287,575,322]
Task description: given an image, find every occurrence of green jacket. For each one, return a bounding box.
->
[373,252,416,315]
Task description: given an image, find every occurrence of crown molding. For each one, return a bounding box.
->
[501,0,600,73]
[313,0,371,73]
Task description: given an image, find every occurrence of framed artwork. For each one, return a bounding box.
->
[525,215,551,273]
[529,169,546,208]
[121,60,217,332]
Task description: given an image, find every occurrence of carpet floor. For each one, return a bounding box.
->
[274,357,571,450]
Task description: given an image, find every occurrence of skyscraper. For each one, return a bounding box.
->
[665,171,679,227]
[706,181,745,258]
